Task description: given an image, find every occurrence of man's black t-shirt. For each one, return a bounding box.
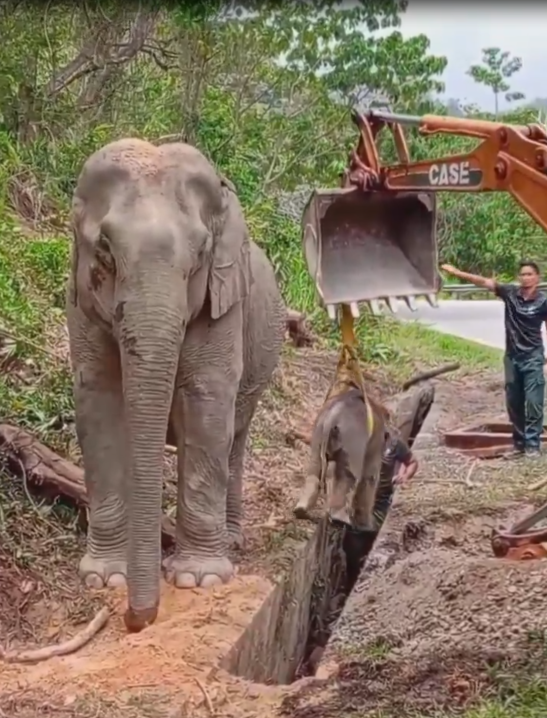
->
[495,283,547,356]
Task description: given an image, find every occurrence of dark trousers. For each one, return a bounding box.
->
[504,349,546,451]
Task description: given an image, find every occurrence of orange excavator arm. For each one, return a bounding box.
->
[351,109,547,231]
[301,109,547,317]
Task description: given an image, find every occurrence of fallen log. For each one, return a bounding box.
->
[0,424,176,548]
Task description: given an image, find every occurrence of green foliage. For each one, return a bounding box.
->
[0,1,543,436]
[467,47,525,117]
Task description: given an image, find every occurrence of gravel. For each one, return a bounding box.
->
[332,548,547,660]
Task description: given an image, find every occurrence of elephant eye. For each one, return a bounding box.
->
[96,234,115,271]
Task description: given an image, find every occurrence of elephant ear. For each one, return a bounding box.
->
[208,179,251,320]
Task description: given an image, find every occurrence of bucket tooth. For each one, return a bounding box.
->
[349,302,360,319]
[385,296,399,314]
[326,304,338,322]
[403,296,418,312]
[425,293,439,308]
[368,299,381,316]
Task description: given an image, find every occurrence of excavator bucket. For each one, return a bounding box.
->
[302,187,439,314]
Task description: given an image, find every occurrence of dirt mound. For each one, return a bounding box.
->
[289,548,547,716]
[338,549,546,657]
[1,577,271,697]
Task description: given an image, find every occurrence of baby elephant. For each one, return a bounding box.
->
[293,387,386,530]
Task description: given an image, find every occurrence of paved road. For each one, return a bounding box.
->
[392,299,508,350]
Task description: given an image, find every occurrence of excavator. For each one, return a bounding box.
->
[301,108,547,561]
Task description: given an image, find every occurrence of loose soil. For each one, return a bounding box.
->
[284,370,547,717]
[1,344,545,717]
[1,344,378,715]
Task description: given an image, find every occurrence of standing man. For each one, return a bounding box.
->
[442,261,547,458]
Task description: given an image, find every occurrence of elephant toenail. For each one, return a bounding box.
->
[175,572,198,589]
[201,574,223,588]
[106,573,126,588]
[84,573,105,589]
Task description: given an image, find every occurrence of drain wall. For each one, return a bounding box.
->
[221,518,373,684]
[222,521,324,684]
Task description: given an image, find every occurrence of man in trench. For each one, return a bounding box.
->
[441,261,547,458]
[373,428,419,530]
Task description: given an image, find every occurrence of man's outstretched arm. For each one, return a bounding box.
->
[441,264,500,293]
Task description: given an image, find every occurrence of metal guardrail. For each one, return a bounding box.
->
[442,281,547,296]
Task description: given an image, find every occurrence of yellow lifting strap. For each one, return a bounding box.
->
[325,303,375,435]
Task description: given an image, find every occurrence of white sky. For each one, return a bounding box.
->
[387,3,546,110]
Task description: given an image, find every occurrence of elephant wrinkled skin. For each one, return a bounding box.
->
[293,388,386,529]
[67,138,285,632]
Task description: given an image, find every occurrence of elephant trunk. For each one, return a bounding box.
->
[117,271,186,633]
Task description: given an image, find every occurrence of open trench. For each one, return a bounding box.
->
[221,384,435,685]
[222,514,376,684]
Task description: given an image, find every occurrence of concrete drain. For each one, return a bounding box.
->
[443,419,547,458]
[223,383,435,684]
[221,519,376,684]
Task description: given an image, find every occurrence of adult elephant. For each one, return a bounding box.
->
[67,138,286,632]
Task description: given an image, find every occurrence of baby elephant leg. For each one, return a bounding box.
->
[352,437,383,531]
[294,472,322,519]
[328,459,357,525]
[294,430,324,519]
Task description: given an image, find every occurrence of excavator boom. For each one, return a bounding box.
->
[302,108,547,318]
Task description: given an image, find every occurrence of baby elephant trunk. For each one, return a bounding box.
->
[326,422,364,526]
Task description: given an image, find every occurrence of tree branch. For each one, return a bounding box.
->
[44,6,159,101]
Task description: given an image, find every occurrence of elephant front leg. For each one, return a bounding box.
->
[294,474,322,519]
[69,309,127,588]
[227,427,249,550]
[294,436,324,520]
[164,317,242,588]
[164,380,235,588]
[351,474,379,531]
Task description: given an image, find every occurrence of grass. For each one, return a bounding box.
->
[456,680,547,718]
[371,316,502,374]
[414,670,547,718]
[348,676,547,718]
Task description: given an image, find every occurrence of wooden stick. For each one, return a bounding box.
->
[194,677,214,715]
[463,459,478,488]
[402,362,460,391]
[0,606,109,664]
[528,476,547,492]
